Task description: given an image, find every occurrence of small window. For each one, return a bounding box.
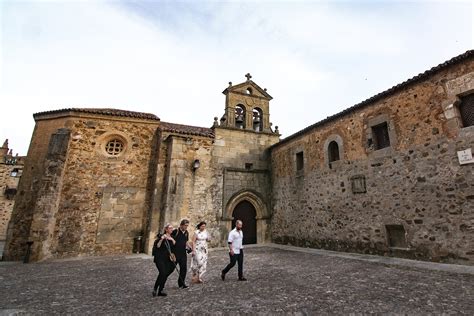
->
[296,151,304,171]
[4,187,17,200]
[246,87,253,95]
[386,225,407,248]
[351,175,366,194]
[105,139,124,156]
[459,93,474,127]
[245,163,253,170]
[11,168,20,177]
[328,141,340,164]
[372,122,390,150]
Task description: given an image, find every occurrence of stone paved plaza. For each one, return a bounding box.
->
[1,245,473,315]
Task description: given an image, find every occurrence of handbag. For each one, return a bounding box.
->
[164,239,176,262]
[169,252,176,262]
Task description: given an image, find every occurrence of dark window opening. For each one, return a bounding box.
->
[459,93,474,128]
[171,178,177,194]
[386,225,407,248]
[252,108,263,132]
[372,122,390,150]
[296,151,304,171]
[10,168,21,177]
[246,87,253,95]
[4,187,17,200]
[235,105,246,129]
[245,163,253,170]
[328,141,340,165]
[4,157,17,165]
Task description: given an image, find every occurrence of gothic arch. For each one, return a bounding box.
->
[223,189,270,244]
[224,189,269,220]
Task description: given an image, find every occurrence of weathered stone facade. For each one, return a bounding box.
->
[271,51,474,265]
[0,140,25,258]
[4,51,474,265]
[4,77,280,261]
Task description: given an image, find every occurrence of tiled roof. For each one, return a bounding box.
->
[160,122,215,138]
[271,49,474,149]
[33,108,160,121]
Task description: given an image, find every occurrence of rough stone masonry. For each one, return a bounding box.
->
[3,50,474,265]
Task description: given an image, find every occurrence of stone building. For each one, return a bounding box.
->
[0,140,25,258]
[4,75,279,261]
[271,50,474,265]
[4,51,474,265]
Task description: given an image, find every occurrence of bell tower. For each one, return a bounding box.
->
[219,73,277,134]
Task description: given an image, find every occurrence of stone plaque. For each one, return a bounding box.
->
[457,148,474,165]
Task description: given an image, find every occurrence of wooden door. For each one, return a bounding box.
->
[232,200,257,244]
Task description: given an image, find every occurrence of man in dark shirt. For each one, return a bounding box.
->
[171,219,190,289]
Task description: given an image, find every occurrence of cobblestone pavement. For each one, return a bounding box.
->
[1,246,473,315]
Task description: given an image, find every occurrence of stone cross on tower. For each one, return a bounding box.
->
[245,73,252,81]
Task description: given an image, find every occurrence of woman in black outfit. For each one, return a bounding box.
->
[152,224,176,297]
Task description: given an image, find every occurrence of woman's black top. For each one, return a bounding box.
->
[152,237,173,263]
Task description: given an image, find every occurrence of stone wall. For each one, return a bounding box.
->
[28,128,71,261]
[144,125,279,252]
[271,59,474,265]
[5,112,160,260]
[4,117,70,260]
[0,157,24,247]
[146,133,216,252]
[52,115,159,258]
[212,127,279,244]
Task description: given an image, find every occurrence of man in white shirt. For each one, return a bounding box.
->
[221,220,247,281]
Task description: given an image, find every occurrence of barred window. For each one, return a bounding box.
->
[105,139,124,156]
[372,122,390,150]
[459,94,474,128]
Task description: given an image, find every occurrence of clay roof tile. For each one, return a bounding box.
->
[160,122,215,138]
[33,108,160,121]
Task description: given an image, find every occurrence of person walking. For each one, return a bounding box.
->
[190,221,211,283]
[221,220,247,281]
[171,219,191,289]
[152,224,176,297]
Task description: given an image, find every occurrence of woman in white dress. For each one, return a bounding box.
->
[191,221,211,283]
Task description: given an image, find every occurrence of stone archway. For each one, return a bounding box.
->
[224,190,270,244]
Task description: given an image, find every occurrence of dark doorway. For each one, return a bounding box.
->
[232,200,257,244]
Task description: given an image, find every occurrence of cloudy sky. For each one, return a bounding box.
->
[0,0,472,155]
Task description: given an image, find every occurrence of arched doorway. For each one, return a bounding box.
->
[232,200,257,244]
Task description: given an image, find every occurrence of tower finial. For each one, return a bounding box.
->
[245,73,252,81]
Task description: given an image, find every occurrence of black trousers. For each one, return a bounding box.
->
[222,250,244,278]
[175,255,187,287]
[154,260,174,293]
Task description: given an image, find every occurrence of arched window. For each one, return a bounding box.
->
[235,105,246,129]
[252,108,263,132]
[328,141,340,164]
[246,87,253,95]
